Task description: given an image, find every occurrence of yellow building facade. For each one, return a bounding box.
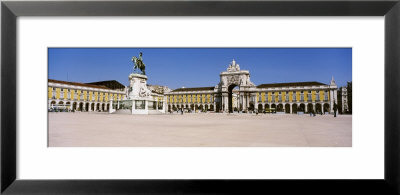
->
[165,60,338,114]
[48,79,126,112]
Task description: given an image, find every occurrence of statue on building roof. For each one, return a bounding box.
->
[227,59,240,72]
[330,76,337,86]
[132,52,146,75]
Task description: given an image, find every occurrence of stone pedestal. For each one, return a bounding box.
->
[127,73,153,114]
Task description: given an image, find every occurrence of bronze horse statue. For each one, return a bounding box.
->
[132,52,146,75]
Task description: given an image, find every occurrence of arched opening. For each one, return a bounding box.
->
[271,104,276,113]
[215,102,220,112]
[173,105,177,111]
[168,105,171,112]
[79,102,83,111]
[96,103,100,111]
[285,104,290,114]
[258,104,263,112]
[102,103,105,111]
[299,103,305,112]
[91,103,94,111]
[107,104,110,111]
[307,103,313,113]
[50,101,56,109]
[277,104,283,112]
[199,104,203,111]
[210,104,214,111]
[85,103,89,111]
[265,104,269,110]
[190,104,194,110]
[292,104,298,114]
[323,103,330,113]
[316,103,322,114]
[228,84,239,113]
[205,104,209,111]
[249,103,254,111]
[72,102,77,111]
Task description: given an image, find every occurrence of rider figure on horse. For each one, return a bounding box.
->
[132,52,146,75]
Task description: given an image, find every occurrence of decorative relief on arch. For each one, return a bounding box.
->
[228,75,241,86]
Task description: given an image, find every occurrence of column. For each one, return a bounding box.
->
[223,94,228,112]
[163,101,167,113]
[312,103,315,113]
[246,94,250,111]
[117,100,120,110]
[255,93,258,112]
[290,103,293,114]
[131,100,135,114]
[156,100,159,111]
[330,90,334,113]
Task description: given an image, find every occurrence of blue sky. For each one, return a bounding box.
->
[48,48,352,89]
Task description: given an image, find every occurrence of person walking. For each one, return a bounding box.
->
[333,102,338,117]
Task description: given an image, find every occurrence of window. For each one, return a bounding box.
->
[300,94,304,101]
[271,94,275,102]
[278,95,282,102]
[293,93,296,101]
[316,94,320,101]
[308,94,311,101]
[258,93,262,101]
[286,94,289,102]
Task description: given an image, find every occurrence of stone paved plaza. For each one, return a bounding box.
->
[49,112,351,147]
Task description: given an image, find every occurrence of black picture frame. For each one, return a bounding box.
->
[2,0,400,194]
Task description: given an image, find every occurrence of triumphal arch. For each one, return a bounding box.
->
[216,59,256,112]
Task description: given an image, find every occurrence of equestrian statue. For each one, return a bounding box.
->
[132,52,146,75]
